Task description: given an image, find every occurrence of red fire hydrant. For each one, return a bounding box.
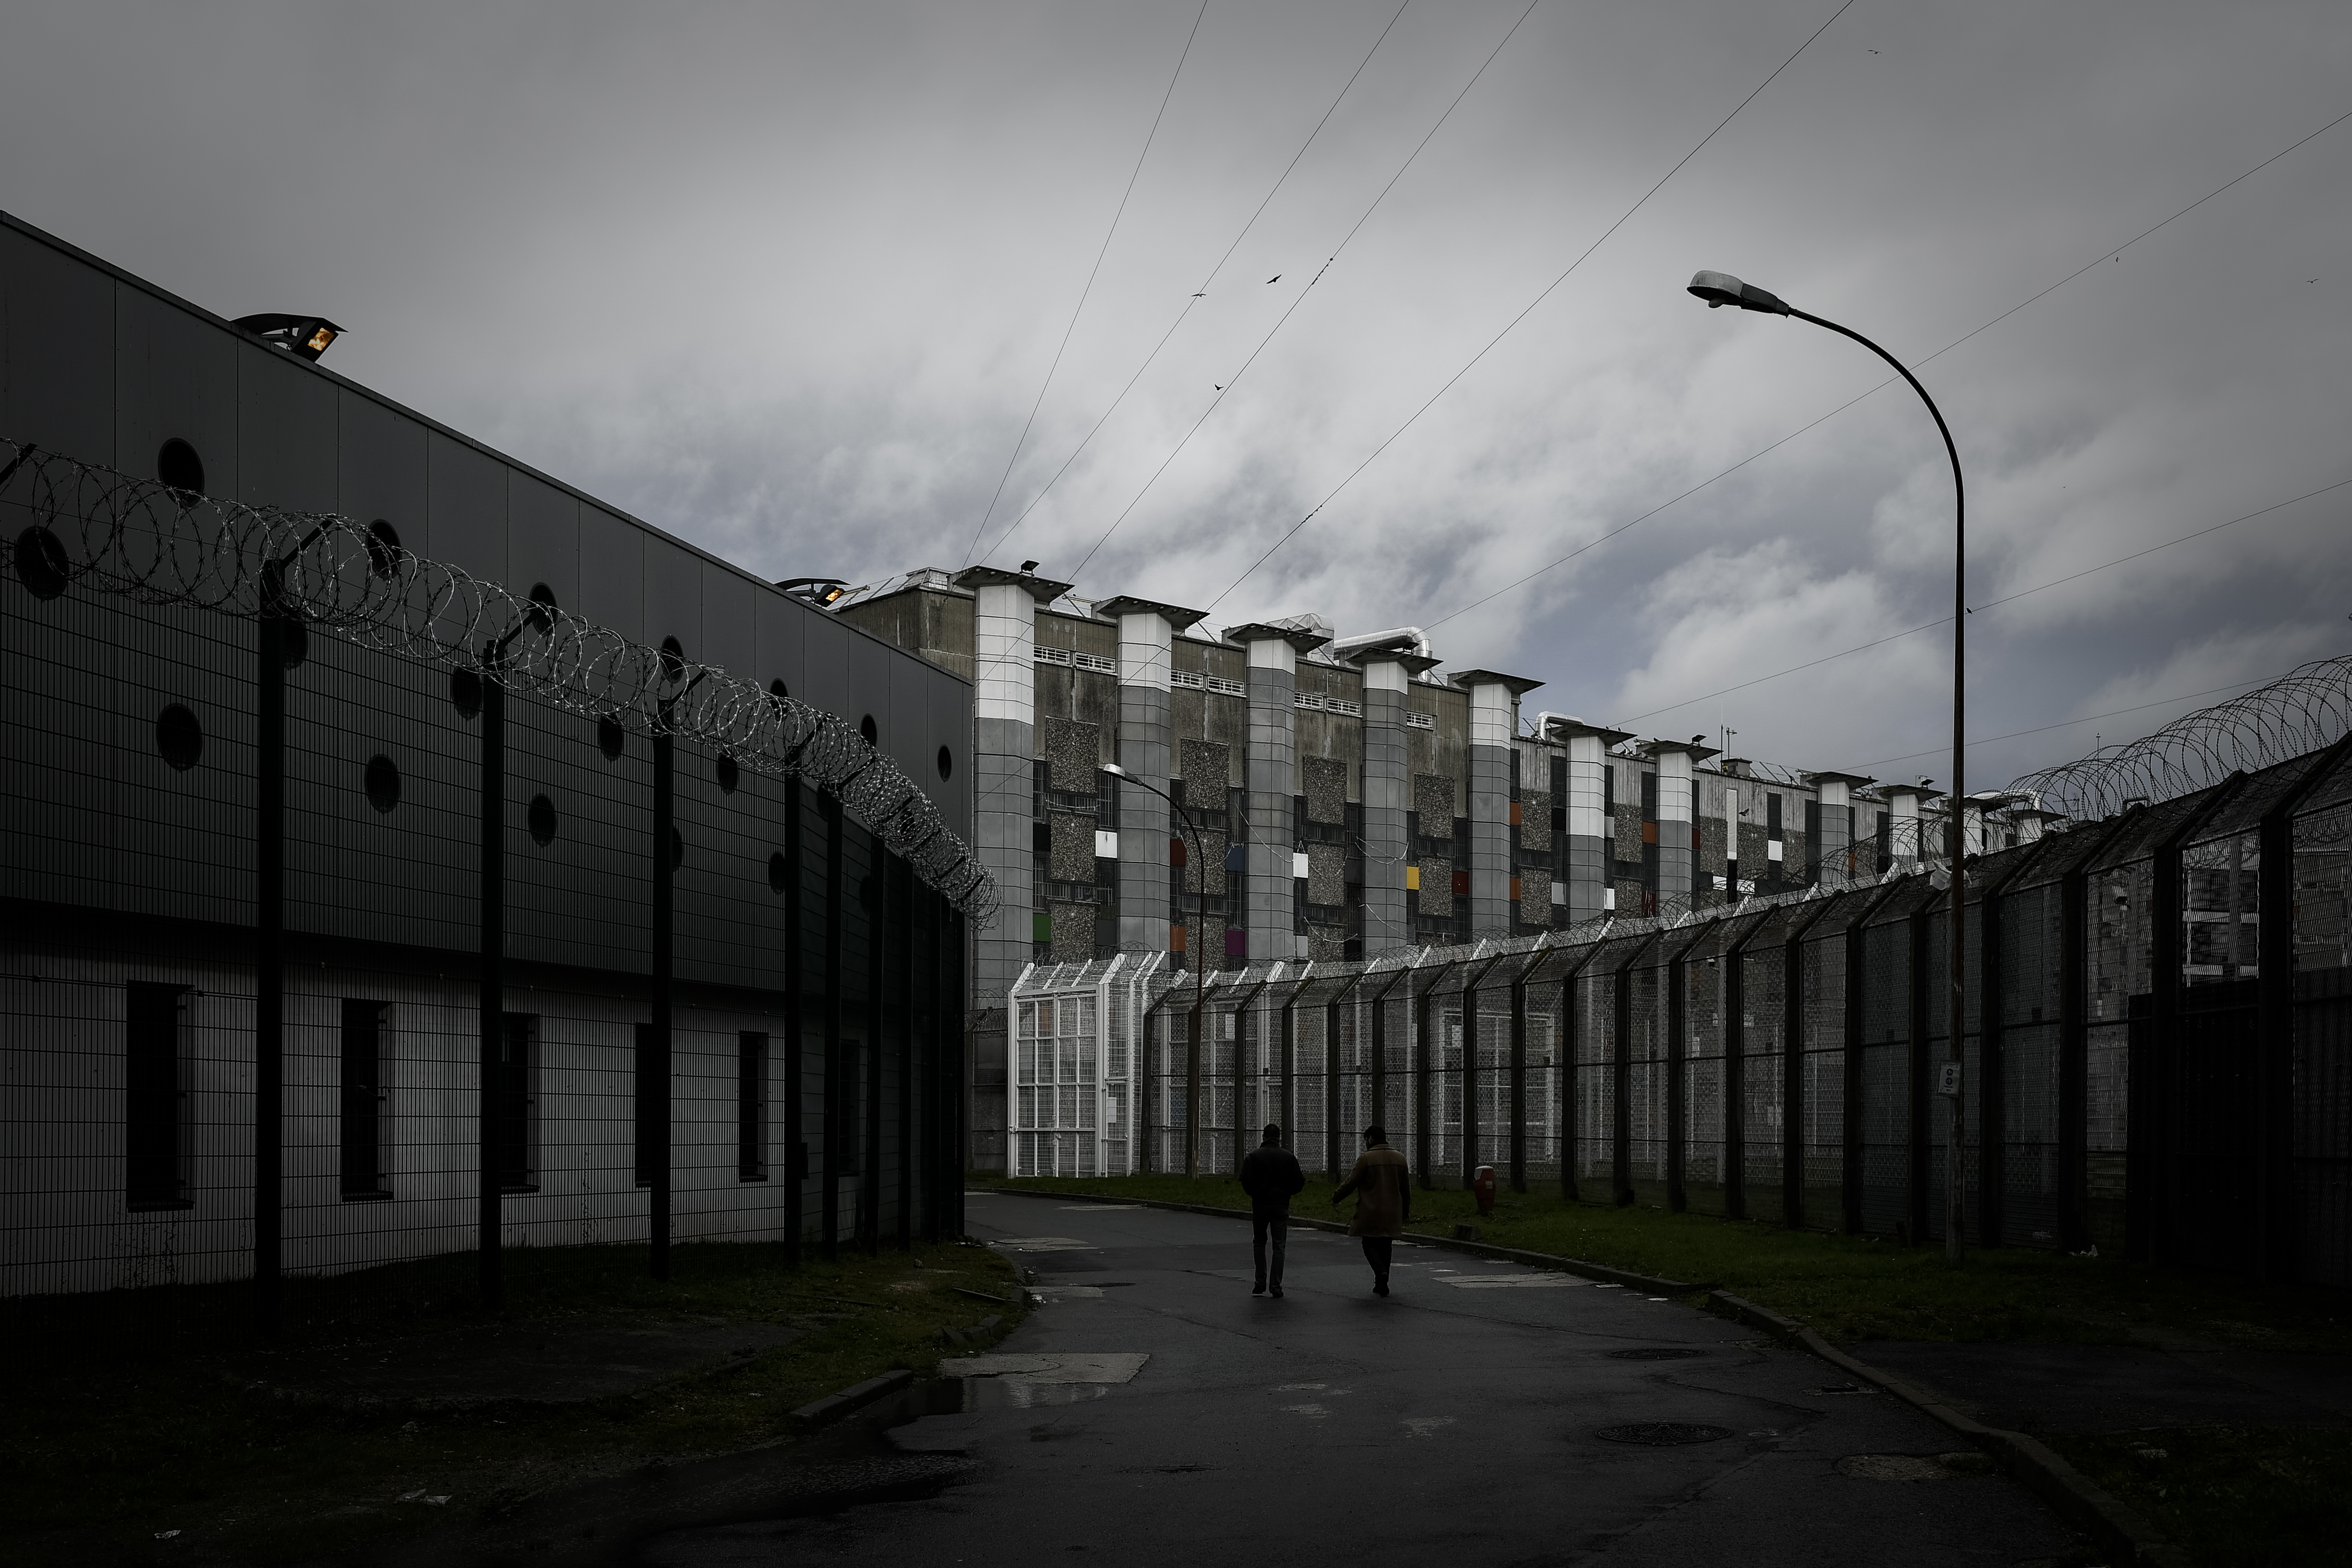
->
[1472,1164,1498,1216]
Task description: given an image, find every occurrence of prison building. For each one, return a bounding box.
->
[834,567,2044,1171]
[1002,732,2352,1292]
[0,212,979,1300]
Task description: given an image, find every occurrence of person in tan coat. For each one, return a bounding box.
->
[1331,1125,1411,1296]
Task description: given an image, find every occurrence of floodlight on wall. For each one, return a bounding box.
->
[233,313,346,362]
[775,576,847,606]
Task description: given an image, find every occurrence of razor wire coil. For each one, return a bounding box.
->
[1,438,997,927]
[2009,653,2352,821]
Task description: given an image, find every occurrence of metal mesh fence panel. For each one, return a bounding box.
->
[1922,900,1984,1244]
[1800,930,1847,1231]
[2085,855,2150,1248]
[1627,959,1669,1207]
[1681,928,1730,1216]
[1858,910,1914,1237]
[2294,790,2352,1284]
[1999,879,2065,1247]
[1573,965,1615,1198]
[1524,975,1563,1188]
[1740,931,1788,1226]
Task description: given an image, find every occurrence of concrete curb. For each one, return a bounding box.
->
[1707,1291,2191,1568]
[979,1185,1701,1296]
[789,1367,913,1430]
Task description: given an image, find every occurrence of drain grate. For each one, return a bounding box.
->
[1594,1422,1734,1446]
[1607,1348,1707,1361]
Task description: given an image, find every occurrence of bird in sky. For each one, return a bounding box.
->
[1266,274,1281,284]
[1191,291,1206,298]
[1213,384,1223,390]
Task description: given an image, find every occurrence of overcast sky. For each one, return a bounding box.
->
[5,1,2347,790]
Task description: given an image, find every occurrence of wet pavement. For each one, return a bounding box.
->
[616,1192,2083,1568]
[1858,1337,2352,1435]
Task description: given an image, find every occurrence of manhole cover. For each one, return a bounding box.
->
[1594,1422,1734,1446]
[1607,1347,1707,1361]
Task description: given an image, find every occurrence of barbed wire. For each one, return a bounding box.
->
[2009,652,2352,821]
[0,438,997,927]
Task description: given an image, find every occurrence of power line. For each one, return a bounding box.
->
[1201,0,1857,613]
[1835,671,2294,774]
[1611,474,2352,726]
[1421,102,2352,632]
[959,0,1210,570]
[971,0,1415,573]
[1063,0,1546,585]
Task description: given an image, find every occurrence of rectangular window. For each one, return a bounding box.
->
[124,982,189,1210]
[635,1022,659,1187]
[1767,792,1783,837]
[738,1032,769,1181]
[341,1000,391,1199]
[497,1014,537,1192]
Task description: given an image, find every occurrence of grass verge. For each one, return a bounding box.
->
[974,1173,2352,1353]
[2048,1428,2352,1568]
[0,1239,1024,1567]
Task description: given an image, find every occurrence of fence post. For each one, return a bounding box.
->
[1279,982,1296,1159]
[476,653,506,1304]
[1324,980,1345,1178]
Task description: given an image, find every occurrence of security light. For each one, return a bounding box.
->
[1020,560,1040,573]
[234,313,345,361]
[775,576,847,606]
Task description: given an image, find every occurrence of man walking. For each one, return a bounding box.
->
[1239,1123,1305,1297]
[1331,1125,1410,1296]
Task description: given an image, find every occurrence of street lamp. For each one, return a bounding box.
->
[1102,761,1209,1178]
[1688,269,1969,1264]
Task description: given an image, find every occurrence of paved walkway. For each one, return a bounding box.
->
[629,1193,2080,1568]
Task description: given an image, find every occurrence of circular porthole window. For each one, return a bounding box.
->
[528,794,558,846]
[768,678,789,702]
[364,520,403,580]
[365,754,401,813]
[155,704,204,771]
[451,668,483,721]
[768,850,788,893]
[671,826,685,868]
[156,438,205,495]
[526,582,558,635]
[13,526,70,600]
[716,755,739,794]
[936,744,953,782]
[597,715,625,761]
[859,714,878,746]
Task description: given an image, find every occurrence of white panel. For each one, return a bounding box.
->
[1245,638,1296,674]
[1292,851,1310,879]
[1655,749,1693,824]
[1360,659,1407,695]
[974,583,1035,724]
[1565,734,1608,841]
[1468,683,1514,749]
[1094,830,1119,860]
[1117,611,1172,693]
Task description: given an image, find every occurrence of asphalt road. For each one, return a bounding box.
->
[638,1192,2080,1567]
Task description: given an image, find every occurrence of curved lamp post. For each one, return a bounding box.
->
[1688,270,1968,1263]
[1102,762,1210,1177]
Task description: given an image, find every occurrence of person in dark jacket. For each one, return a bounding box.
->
[1238,1123,1306,1297]
[1331,1125,1411,1296]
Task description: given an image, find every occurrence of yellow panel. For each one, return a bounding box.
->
[1405,864,1420,891]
